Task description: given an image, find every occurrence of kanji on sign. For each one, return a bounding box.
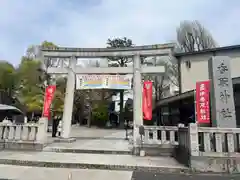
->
[217,61,229,74]
[196,80,210,124]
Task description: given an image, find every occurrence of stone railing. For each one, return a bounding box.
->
[198,127,240,156]
[0,119,47,151]
[143,126,178,145]
[178,123,240,173]
[1,124,38,141]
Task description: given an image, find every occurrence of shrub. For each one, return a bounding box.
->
[92,104,108,127]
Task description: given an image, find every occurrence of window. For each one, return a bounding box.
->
[185,60,191,69]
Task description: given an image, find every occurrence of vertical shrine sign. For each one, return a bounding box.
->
[42,85,56,119]
[142,81,153,120]
[208,56,236,128]
[196,80,210,124]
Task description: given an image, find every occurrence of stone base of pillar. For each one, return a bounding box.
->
[54,137,76,143]
[132,146,140,156]
[39,117,48,132]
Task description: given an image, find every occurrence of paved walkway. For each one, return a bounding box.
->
[45,126,132,152]
[132,171,240,180]
[0,164,132,180]
[49,125,128,139]
[0,151,185,170]
[0,165,239,180]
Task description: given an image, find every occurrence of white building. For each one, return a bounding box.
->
[111,91,133,112]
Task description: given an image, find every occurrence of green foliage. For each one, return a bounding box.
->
[41,41,58,49]
[52,90,64,113]
[17,57,43,86]
[0,61,17,95]
[16,58,44,112]
[92,103,108,126]
[15,41,60,113]
[52,77,66,114]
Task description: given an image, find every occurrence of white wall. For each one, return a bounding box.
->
[180,50,240,93]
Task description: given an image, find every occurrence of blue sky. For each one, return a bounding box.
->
[1,0,240,65]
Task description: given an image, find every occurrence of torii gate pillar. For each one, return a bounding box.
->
[61,57,77,139]
[133,55,143,152]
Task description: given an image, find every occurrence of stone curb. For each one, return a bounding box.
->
[43,148,133,155]
[0,159,189,173]
[0,159,237,175]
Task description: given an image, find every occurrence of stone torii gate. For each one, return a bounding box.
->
[40,43,174,150]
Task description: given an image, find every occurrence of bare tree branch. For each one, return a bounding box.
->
[177,20,217,52]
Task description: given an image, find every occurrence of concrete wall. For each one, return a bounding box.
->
[179,50,240,93]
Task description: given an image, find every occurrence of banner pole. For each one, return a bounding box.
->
[194,89,197,124]
[42,87,47,117]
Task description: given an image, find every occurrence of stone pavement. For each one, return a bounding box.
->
[131,171,240,180]
[0,165,239,180]
[0,164,132,180]
[45,126,132,153]
[0,151,186,172]
[52,125,128,139]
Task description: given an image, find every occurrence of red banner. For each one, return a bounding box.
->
[196,80,210,124]
[142,81,153,120]
[42,85,56,119]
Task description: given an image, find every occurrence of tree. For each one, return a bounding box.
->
[106,37,134,127]
[41,41,58,49]
[52,77,66,115]
[16,41,61,116]
[16,58,43,114]
[177,20,217,52]
[0,61,17,96]
[143,56,179,109]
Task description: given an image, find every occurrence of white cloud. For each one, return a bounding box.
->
[0,0,240,65]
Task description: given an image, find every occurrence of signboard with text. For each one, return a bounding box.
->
[208,56,236,128]
[196,81,210,124]
[76,74,132,90]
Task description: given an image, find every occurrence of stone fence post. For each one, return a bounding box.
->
[188,123,199,156]
[36,117,48,143]
[39,117,48,132]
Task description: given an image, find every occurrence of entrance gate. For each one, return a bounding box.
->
[40,44,174,150]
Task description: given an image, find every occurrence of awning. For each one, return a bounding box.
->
[0,104,23,116]
[232,77,240,85]
[155,90,194,108]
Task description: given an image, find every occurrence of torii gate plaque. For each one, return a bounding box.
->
[40,44,174,152]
